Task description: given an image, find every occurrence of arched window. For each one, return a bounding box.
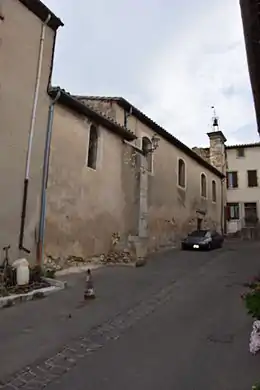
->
[212,180,217,202]
[178,158,186,188]
[142,136,152,172]
[87,125,98,169]
[201,173,207,198]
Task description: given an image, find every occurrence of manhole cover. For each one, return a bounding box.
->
[207,333,234,344]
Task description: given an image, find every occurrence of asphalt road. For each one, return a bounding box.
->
[1,241,260,389]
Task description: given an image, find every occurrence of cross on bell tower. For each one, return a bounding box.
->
[207,105,227,174]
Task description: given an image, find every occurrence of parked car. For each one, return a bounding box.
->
[181,229,224,251]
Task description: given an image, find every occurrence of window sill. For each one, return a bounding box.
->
[85,165,97,171]
[177,184,186,191]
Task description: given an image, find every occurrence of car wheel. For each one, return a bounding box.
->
[207,243,212,251]
[181,244,186,250]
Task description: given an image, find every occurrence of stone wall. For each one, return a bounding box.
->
[192,147,210,162]
[79,99,116,120]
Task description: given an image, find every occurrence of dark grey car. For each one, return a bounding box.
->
[181,229,224,251]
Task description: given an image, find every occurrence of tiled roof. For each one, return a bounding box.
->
[19,0,63,30]
[226,142,260,149]
[49,88,136,142]
[76,95,225,179]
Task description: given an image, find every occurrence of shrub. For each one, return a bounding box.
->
[245,290,260,320]
[29,265,43,283]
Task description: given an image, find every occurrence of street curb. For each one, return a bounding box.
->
[0,278,66,310]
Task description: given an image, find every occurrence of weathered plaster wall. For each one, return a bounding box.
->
[45,104,139,259]
[74,99,223,253]
[0,0,54,261]
[112,104,223,251]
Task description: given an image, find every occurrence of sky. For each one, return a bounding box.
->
[44,0,260,147]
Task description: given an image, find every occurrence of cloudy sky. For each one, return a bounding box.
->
[44,0,259,147]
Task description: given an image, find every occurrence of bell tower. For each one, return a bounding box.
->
[207,106,227,174]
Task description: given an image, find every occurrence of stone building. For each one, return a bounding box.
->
[45,95,224,261]
[45,89,138,260]
[2,0,225,264]
[0,0,63,261]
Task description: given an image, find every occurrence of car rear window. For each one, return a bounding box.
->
[189,230,208,237]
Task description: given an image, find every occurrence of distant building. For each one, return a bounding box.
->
[240,0,260,135]
[225,142,260,235]
[193,118,260,236]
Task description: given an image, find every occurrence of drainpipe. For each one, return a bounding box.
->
[37,89,61,266]
[19,14,51,253]
[220,178,225,235]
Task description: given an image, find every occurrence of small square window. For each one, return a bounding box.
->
[236,148,245,158]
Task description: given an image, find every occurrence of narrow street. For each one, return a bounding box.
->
[1,241,260,389]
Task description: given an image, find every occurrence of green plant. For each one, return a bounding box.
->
[252,383,260,390]
[245,290,260,319]
[29,265,43,283]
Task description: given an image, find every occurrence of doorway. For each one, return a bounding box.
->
[244,202,258,226]
[197,218,202,230]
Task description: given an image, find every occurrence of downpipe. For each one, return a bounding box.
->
[37,90,61,266]
[220,178,225,235]
[19,14,51,253]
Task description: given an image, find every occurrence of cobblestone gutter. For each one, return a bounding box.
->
[0,280,176,389]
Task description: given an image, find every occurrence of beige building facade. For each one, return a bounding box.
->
[45,95,224,261]
[0,0,62,261]
[225,143,260,234]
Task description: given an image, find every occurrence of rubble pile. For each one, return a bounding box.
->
[100,249,134,264]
